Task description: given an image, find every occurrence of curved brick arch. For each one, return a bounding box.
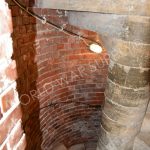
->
[7,0,109,149]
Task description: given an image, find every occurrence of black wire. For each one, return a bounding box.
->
[12,0,102,132]
[12,0,101,46]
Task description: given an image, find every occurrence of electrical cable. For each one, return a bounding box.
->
[11,0,103,131]
[12,0,101,47]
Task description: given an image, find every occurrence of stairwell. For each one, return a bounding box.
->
[52,102,150,150]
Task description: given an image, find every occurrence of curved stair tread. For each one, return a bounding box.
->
[52,144,67,150]
[68,144,85,150]
[134,138,150,150]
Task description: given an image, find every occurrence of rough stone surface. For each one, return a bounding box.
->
[134,138,150,150]
[52,144,67,150]
[69,144,85,150]
[134,105,150,149]
[38,0,150,16]
[87,2,150,149]
[68,12,150,46]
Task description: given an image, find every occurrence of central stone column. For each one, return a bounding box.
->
[97,15,150,150]
[68,6,150,150]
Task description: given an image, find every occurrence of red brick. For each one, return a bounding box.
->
[0,104,22,145]
[1,89,15,113]
[57,44,64,50]
[5,60,17,81]
[0,144,7,150]
[26,24,36,33]
[8,120,23,149]
[14,16,23,26]
[11,6,19,17]
[5,1,107,148]
[19,26,26,34]
[22,16,30,25]
[0,9,13,35]
[32,7,42,15]
[29,16,36,24]
[0,1,25,149]
[15,134,26,150]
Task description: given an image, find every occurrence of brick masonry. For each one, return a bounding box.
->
[4,0,109,149]
[0,0,26,149]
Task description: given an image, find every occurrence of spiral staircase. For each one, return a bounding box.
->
[52,102,150,150]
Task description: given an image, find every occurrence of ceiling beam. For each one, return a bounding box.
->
[68,11,150,52]
[38,0,150,16]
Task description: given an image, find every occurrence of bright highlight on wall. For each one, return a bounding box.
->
[89,43,102,53]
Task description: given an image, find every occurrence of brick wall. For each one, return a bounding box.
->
[7,0,109,149]
[0,0,26,149]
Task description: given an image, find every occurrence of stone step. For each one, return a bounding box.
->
[52,144,67,150]
[134,102,150,150]
[138,132,150,147]
[140,105,150,133]
[138,102,150,146]
[84,141,97,150]
[52,103,150,150]
[68,144,85,150]
[134,137,150,150]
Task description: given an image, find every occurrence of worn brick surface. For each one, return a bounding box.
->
[4,0,109,149]
[0,1,24,149]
